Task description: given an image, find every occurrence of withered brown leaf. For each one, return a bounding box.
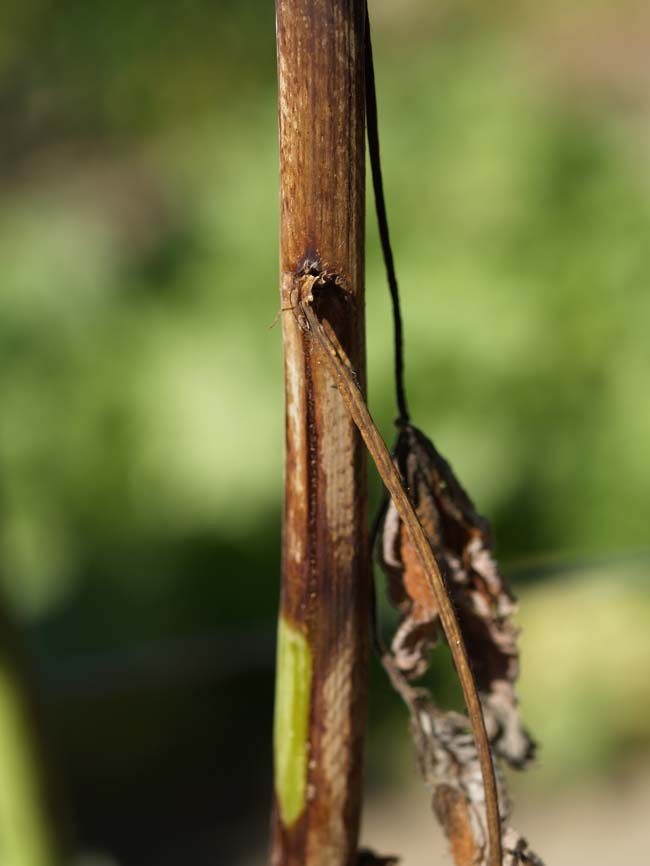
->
[382,655,544,866]
[377,423,534,769]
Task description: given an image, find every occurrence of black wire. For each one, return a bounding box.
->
[365,7,410,426]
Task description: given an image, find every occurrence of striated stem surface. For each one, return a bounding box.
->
[271,2,369,866]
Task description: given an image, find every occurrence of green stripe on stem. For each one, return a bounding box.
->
[273,617,313,826]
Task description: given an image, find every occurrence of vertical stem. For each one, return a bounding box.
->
[272,3,369,866]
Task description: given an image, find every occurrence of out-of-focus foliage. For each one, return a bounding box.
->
[518,560,650,784]
[2,0,648,620]
[0,0,648,863]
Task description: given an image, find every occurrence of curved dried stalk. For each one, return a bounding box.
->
[299,278,502,866]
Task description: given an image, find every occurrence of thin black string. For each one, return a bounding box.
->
[365,7,410,426]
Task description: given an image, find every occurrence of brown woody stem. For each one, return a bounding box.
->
[300,290,502,866]
[271,2,370,865]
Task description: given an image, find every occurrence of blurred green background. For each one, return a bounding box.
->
[1,0,649,864]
